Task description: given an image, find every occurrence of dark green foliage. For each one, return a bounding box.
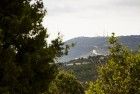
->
[0,0,64,94]
[64,62,98,83]
[63,55,107,82]
[47,70,85,94]
[86,33,140,94]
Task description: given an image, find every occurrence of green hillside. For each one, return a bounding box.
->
[61,55,107,82]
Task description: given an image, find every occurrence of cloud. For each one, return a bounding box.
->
[114,0,140,7]
[42,0,140,40]
[43,0,108,16]
[43,0,140,16]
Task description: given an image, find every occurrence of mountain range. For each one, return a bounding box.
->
[60,35,140,62]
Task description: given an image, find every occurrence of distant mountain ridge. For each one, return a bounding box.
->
[60,35,140,62]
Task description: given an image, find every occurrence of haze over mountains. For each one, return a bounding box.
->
[60,35,140,62]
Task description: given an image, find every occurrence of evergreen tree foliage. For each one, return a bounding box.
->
[0,0,65,94]
[86,33,140,94]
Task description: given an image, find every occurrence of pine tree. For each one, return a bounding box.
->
[0,0,64,93]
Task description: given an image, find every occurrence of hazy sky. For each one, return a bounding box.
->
[42,0,140,41]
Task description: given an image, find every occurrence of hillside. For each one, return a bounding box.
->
[60,35,140,62]
[61,55,107,82]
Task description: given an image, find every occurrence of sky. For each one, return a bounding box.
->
[42,0,140,41]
